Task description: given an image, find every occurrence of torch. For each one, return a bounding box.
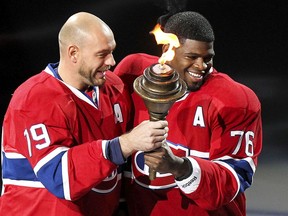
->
[133,24,187,180]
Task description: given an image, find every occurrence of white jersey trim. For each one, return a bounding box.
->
[34,146,69,174]
[176,92,189,102]
[176,157,201,194]
[243,157,256,173]
[91,173,121,193]
[102,140,108,159]
[44,66,97,109]
[3,151,26,159]
[62,151,71,200]
[134,178,177,190]
[215,155,256,173]
[190,150,209,158]
[3,178,45,188]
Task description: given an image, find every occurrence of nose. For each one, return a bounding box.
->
[194,58,207,71]
[106,53,116,67]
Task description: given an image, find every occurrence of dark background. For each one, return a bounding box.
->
[1,0,287,215]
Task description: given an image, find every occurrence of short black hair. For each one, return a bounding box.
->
[164,11,215,43]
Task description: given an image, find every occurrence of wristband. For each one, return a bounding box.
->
[105,137,126,165]
[175,157,201,194]
[175,157,193,181]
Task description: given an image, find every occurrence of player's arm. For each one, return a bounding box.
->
[12,92,114,200]
[175,107,262,210]
[16,88,167,201]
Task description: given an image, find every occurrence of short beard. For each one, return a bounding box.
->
[188,80,203,92]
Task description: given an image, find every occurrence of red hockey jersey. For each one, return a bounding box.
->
[114,53,262,216]
[1,63,131,215]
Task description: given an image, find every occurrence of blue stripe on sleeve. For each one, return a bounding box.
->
[36,151,66,198]
[222,158,254,192]
[2,152,38,181]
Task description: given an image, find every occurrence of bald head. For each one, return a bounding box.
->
[56,12,116,90]
[58,12,114,56]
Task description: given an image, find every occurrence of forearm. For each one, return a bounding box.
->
[176,157,240,210]
[35,140,118,201]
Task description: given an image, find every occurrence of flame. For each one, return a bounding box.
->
[150,24,180,65]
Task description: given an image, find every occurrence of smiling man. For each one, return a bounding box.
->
[114,11,262,216]
[0,12,168,216]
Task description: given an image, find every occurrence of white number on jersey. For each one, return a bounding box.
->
[231,130,254,156]
[24,123,51,157]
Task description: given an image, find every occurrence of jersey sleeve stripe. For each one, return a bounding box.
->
[2,153,38,181]
[2,179,45,188]
[215,156,256,175]
[190,150,209,158]
[102,140,108,159]
[33,147,69,174]
[92,173,121,193]
[213,156,256,196]
[36,151,67,198]
[213,160,241,201]
[62,151,71,200]
[3,152,25,159]
[243,157,256,173]
[221,158,254,192]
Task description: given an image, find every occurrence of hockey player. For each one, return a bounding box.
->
[114,11,262,216]
[0,12,168,216]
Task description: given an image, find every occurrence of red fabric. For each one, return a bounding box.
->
[1,66,131,216]
[114,53,262,216]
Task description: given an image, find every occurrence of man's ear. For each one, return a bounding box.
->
[68,45,79,63]
[162,44,169,54]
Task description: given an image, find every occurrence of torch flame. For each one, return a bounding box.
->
[150,24,180,65]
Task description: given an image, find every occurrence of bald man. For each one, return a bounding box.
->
[0,12,168,216]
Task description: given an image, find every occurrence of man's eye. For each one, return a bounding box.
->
[205,58,213,64]
[96,53,107,58]
[185,56,197,60]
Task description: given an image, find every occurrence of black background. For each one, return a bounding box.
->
[1,0,287,214]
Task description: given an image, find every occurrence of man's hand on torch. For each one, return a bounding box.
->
[119,120,168,159]
[144,145,192,180]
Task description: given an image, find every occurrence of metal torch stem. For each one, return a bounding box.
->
[149,166,157,180]
[148,114,165,180]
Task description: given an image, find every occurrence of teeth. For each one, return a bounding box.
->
[188,71,202,78]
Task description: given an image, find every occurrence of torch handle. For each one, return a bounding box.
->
[148,114,165,181]
[149,168,157,180]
